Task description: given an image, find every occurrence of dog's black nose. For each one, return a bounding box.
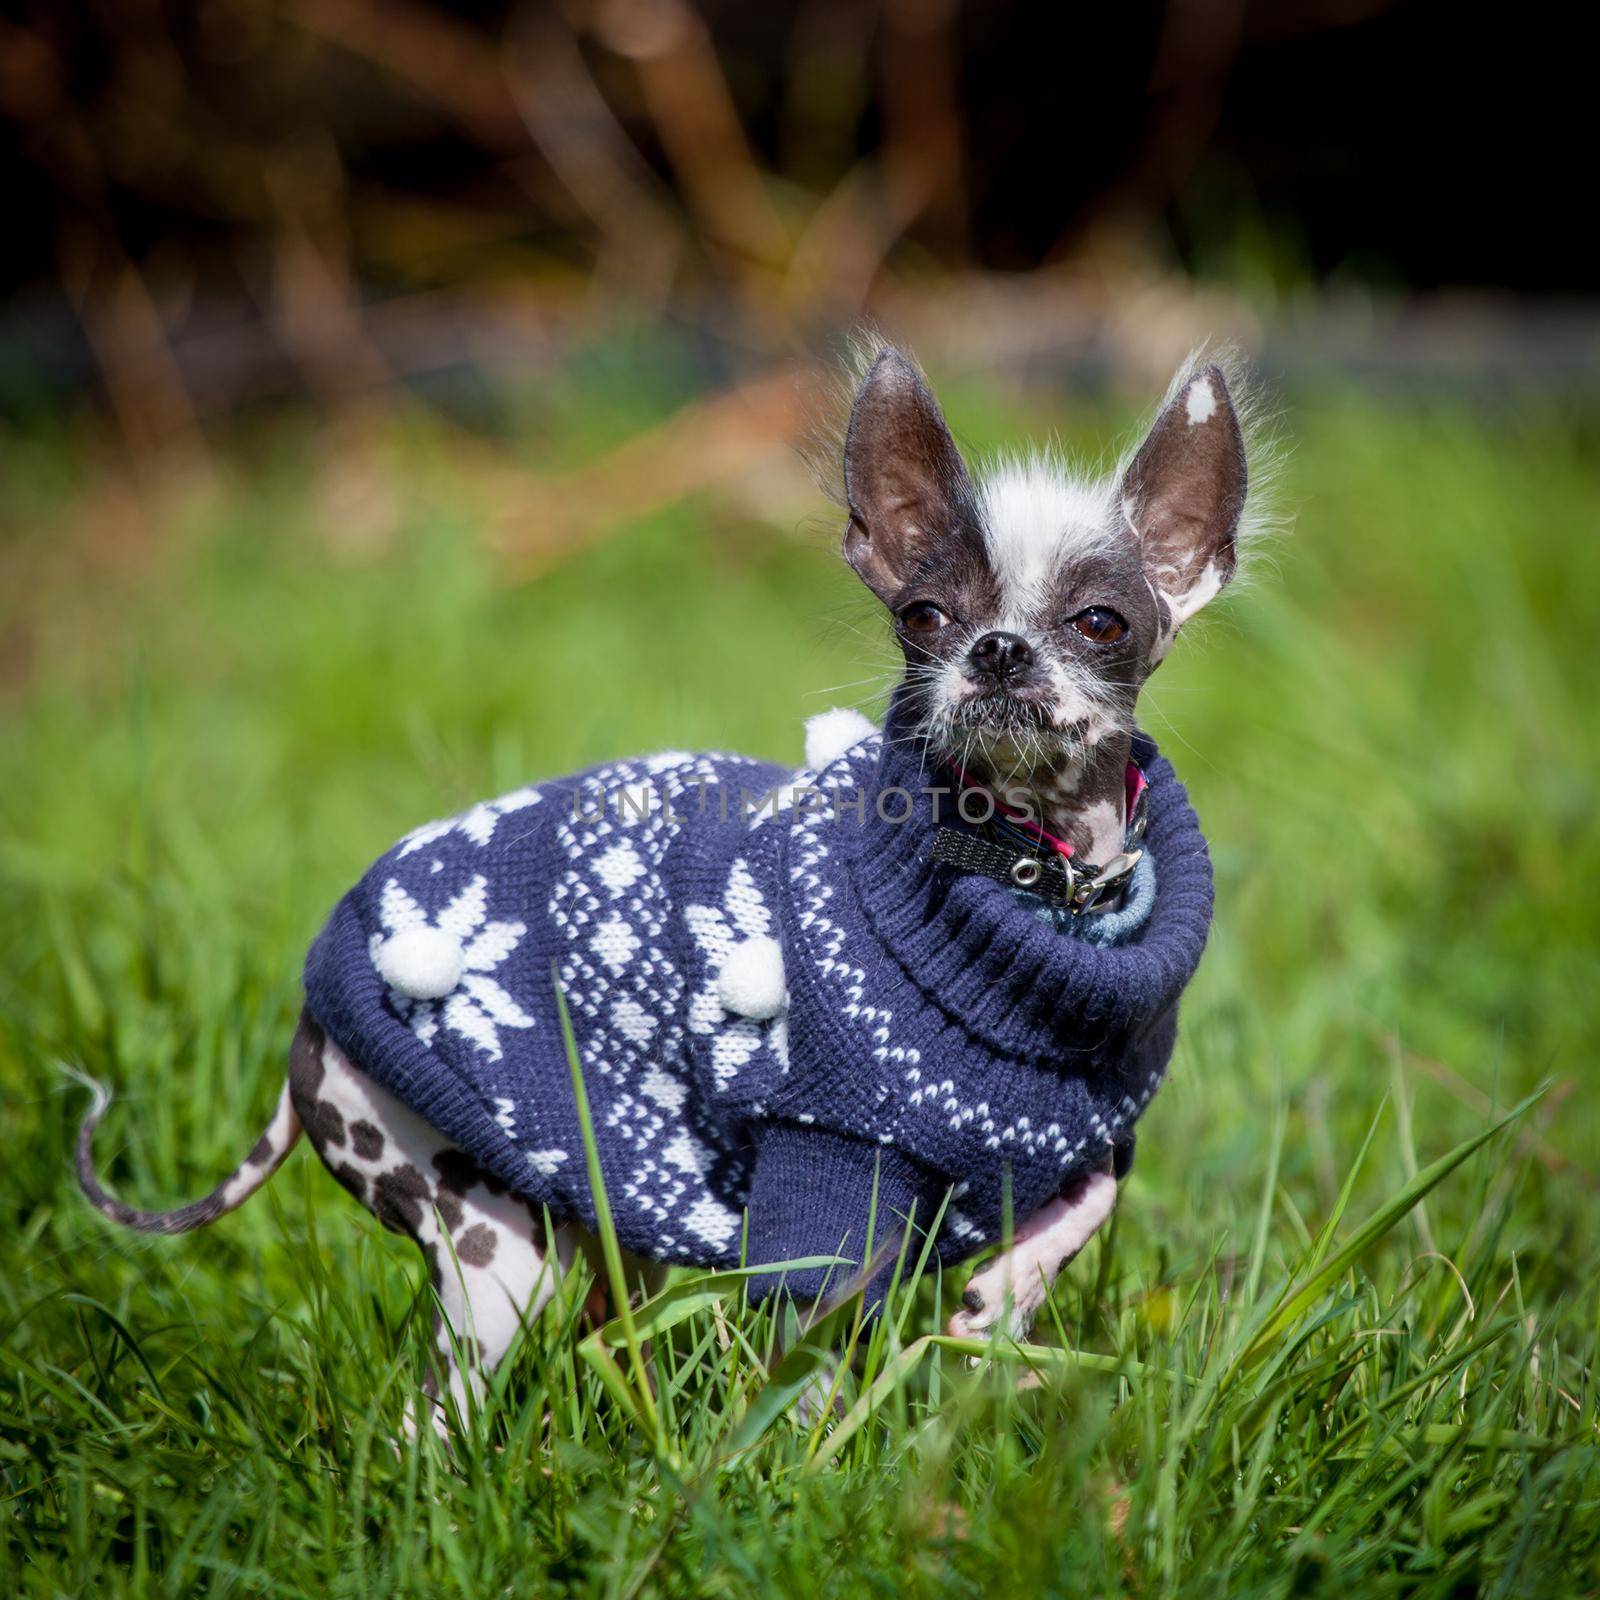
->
[968,631,1036,681]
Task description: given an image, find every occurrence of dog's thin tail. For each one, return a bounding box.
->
[72,1067,302,1234]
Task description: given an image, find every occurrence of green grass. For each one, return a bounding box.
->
[2,354,1599,1596]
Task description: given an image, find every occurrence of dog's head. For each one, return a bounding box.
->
[842,347,1249,778]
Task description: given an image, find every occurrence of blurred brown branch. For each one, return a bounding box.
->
[283,0,529,151]
[505,9,685,304]
[586,0,794,305]
[58,221,208,465]
[485,361,826,579]
[880,0,965,256]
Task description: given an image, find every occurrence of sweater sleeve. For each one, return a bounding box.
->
[741,1124,946,1306]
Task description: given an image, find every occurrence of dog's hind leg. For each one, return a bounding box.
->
[289,1013,577,1438]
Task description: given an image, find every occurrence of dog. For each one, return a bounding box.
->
[78,343,1252,1435]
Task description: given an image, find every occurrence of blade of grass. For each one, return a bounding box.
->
[719,1344,834,1463]
[553,968,662,1450]
[926,1335,1159,1380]
[1244,1097,1287,1306]
[1302,1097,1386,1287]
[809,1334,1163,1470]
[1390,1033,1437,1254]
[1235,1086,1545,1375]
[807,1334,934,1467]
[580,1259,845,1352]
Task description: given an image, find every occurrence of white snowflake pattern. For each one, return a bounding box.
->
[369,873,535,1060]
[684,858,789,1088]
[397,784,543,857]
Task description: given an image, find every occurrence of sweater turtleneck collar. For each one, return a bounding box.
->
[835,696,1216,1062]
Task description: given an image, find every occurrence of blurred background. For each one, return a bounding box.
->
[1,3,1596,1217]
[3,0,1595,445]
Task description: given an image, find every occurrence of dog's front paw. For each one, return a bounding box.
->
[946,1283,997,1342]
[947,1274,1040,1347]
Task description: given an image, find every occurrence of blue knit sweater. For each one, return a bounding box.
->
[303,710,1214,1298]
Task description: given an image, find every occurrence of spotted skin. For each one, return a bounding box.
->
[286,1014,579,1437]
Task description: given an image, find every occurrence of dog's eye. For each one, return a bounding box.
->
[899,602,950,634]
[1071,607,1128,644]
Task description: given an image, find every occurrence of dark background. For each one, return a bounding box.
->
[1,0,1589,424]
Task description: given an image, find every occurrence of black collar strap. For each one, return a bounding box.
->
[929,762,1151,915]
[930,828,1143,914]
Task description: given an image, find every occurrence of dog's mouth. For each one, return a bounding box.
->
[951,692,1057,734]
[939,690,1097,776]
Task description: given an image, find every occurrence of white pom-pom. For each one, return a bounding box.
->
[804,707,878,771]
[376,926,466,1000]
[717,936,787,1020]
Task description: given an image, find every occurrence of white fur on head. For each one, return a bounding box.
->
[977,458,1119,623]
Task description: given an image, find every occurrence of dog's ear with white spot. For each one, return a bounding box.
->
[1120,363,1247,640]
[842,347,974,604]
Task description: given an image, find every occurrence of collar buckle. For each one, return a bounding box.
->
[1069,849,1142,913]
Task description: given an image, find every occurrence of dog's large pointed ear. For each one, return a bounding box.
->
[842,347,973,604]
[1120,363,1247,639]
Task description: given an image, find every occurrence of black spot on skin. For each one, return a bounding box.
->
[303,1099,346,1151]
[350,1120,385,1161]
[334,1163,367,1202]
[373,1164,431,1237]
[247,1133,273,1166]
[435,1192,464,1232]
[432,1147,506,1198]
[455,1223,497,1268]
[961,1286,984,1314]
